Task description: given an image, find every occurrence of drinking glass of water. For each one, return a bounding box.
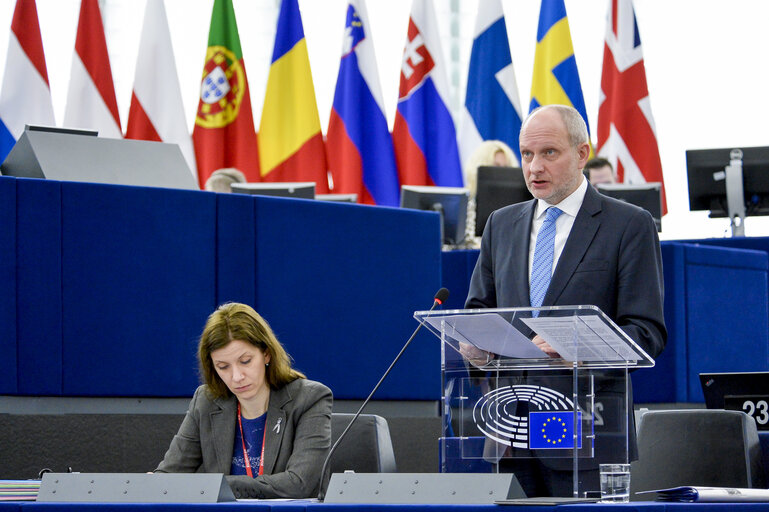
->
[599,463,631,503]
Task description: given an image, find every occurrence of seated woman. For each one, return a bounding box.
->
[155,302,332,499]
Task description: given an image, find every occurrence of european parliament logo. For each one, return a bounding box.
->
[529,411,582,449]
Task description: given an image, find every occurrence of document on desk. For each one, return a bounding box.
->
[640,486,769,502]
[521,316,641,362]
[423,313,547,359]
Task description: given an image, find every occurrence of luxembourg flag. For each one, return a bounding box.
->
[63,0,122,138]
[327,1,399,206]
[0,0,55,162]
[392,0,463,188]
[125,0,197,177]
[458,0,523,166]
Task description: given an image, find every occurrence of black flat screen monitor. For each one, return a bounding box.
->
[596,183,662,232]
[686,146,769,217]
[231,182,315,199]
[400,185,469,246]
[700,371,769,409]
[316,193,358,203]
[474,166,532,236]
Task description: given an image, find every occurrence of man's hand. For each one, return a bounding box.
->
[532,334,561,358]
[459,341,495,367]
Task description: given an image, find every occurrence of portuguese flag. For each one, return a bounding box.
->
[193,0,259,187]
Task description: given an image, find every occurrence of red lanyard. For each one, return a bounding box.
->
[237,403,266,478]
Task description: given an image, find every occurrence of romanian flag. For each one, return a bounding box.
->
[0,0,55,162]
[529,0,592,149]
[193,0,260,187]
[259,0,328,192]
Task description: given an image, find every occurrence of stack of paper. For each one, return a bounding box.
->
[0,480,41,501]
[641,487,769,502]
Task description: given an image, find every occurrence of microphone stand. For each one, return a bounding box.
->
[317,290,447,500]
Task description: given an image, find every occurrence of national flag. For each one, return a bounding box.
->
[193,0,260,187]
[528,411,583,449]
[597,0,667,214]
[0,0,55,162]
[63,0,122,138]
[259,0,328,192]
[392,0,463,188]
[126,0,197,178]
[458,0,523,167]
[529,0,592,149]
[327,0,399,206]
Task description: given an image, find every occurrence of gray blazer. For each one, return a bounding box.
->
[155,378,332,499]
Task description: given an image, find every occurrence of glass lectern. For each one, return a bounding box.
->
[414,306,655,498]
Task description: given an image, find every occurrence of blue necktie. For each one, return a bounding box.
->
[530,207,563,315]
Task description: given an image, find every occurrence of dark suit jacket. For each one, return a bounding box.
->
[465,184,667,464]
[155,378,332,499]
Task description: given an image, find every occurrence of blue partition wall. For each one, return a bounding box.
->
[1,176,442,400]
[249,197,442,400]
[0,177,16,393]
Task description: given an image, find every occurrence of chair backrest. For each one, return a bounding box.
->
[631,409,765,498]
[329,413,397,474]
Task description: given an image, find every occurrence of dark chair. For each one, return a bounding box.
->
[329,413,397,474]
[630,409,765,499]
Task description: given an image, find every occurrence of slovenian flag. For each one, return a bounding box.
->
[327,0,399,206]
[0,0,55,162]
[392,0,463,188]
[458,0,523,166]
[259,0,328,193]
[63,0,122,138]
[125,0,197,178]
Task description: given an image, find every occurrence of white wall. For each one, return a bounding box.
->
[1,0,768,239]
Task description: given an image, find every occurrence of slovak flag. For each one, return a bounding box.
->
[63,0,122,138]
[392,0,463,188]
[327,0,399,206]
[597,0,667,214]
[0,0,55,162]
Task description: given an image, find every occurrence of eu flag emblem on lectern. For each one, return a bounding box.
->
[529,411,582,449]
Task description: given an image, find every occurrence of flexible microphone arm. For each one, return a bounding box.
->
[317,288,449,500]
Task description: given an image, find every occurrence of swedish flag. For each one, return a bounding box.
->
[529,411,582,449]
[529,0,592,142]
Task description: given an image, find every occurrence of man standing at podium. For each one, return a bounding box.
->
[464,104,666,496]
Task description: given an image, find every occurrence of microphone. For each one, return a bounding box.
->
[317,288,449,500]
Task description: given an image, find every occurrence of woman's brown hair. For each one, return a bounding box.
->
[198,302,305,399]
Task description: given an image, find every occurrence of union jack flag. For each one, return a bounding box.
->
[597,0,667,214]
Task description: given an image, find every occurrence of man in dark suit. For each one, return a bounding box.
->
[464,104,666,496]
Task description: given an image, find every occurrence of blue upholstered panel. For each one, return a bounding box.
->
[441,250,480,310]
[684,244,769,402]
[216,192,256,307]
[0,177,17,393]
[252,197,442,400]
[16,178,63,395]
[59,182,216,396]
[632,242,688,403]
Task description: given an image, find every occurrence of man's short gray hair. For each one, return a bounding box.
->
[522,104,589,147]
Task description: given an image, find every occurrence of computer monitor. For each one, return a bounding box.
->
[231,182,315,199]
[400,185,469,246]
[474,166,532,237]
[686,146,769,217]
[316,193,358,203]
[700,371,769,411]
[596,183,662,232]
